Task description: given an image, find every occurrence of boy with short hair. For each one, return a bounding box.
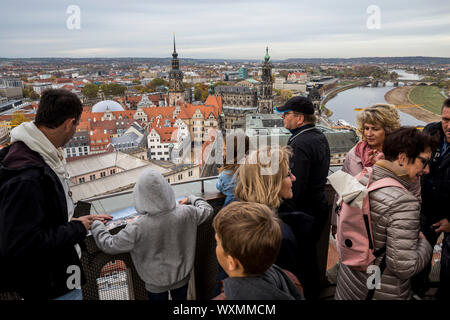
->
[212,201,304,300]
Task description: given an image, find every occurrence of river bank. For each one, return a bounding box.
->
[384,86,441,123]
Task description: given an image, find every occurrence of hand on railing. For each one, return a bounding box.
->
[72,214,113,231]
[178,198,189,205]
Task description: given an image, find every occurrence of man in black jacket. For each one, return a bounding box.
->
[0,89,110,299]
[415,97,450,299]
[276,96,330,300]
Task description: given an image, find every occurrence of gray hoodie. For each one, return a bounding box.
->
[91,169,214,293]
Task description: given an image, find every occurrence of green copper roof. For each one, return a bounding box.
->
[264,46,270,62]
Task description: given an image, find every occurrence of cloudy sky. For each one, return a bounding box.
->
[1,0,449,59]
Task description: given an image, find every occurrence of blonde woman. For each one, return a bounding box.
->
[234,145,294,210]
[331,104,402,235]
[347,103,401,175]
[234,146,318,299]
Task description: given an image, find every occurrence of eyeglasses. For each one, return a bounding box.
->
[417,156,431,169]
[281,112,298,118]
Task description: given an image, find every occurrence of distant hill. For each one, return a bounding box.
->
[280,56,450,65]
[1,56,449,65]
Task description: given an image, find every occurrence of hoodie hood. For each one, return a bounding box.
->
[133,168,176,215]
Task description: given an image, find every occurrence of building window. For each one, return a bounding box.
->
[90,175,96,181]
[100,172,106,178]
[188,171,193,177]
[79,177,85,183]
[157,152,162,155]
[178,174,183,180]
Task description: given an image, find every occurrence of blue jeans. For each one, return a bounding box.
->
[54,289,83,300]
[147,283,189,301]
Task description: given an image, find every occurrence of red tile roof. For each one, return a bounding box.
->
[154,127,178,143]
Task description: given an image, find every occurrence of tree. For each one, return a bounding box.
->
[278,70,290,80]
[149,78,169,91]
[22,86,39,99]
[280,90,293,103]
[132,79,141,85]
[81,83,99,99]
[213,81,228,88]
[389,72,399,81]
[194,83,208,102]
[99,83,127,96]
[11,111,30,127]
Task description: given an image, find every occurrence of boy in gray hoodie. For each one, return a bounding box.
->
[91,168,214,300]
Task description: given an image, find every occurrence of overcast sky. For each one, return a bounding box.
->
[0,0,449,59]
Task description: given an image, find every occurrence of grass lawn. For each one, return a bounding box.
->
[409,86,445,115]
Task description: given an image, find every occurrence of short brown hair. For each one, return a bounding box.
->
[212,201,282,275]
[383,126,437,163]
[35,89,82,129]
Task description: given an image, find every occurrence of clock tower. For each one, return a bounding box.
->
[169,34,185,106]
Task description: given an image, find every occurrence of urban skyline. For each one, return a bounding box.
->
[1,0,449,59]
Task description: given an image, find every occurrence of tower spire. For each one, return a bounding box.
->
[172,33,178,58]
[264,46,270,62]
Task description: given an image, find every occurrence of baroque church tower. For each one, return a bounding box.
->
[257,46,274,114]
[169,34,185,106]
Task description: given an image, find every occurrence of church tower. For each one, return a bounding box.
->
[169,34,185,106]
[258,46,273,113]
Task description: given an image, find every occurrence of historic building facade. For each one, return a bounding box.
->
[215,48,274,129]
[168,35,185,106]
[257,47,274,113]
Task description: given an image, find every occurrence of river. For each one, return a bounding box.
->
[326,83,427,127]
[390,69,424,81]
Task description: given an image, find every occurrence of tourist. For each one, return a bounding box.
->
[212,201,304,300]
[216,130,249,207]
[334,127,434,300]
[0,89,111,299]
[90,168,214,300]
[234,145,315,298]
[275,96,330,299]
[331,104,401,236]
[413,97,450,299]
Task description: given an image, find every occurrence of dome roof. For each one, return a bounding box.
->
[92,100,124,113]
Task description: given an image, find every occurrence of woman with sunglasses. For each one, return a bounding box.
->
[334,127,436,300]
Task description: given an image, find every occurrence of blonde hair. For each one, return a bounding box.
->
[356,104,401,141]
[234,146,292,209]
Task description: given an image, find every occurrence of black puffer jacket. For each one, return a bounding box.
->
[421,122,450,223]
[279,124,330,238]
[0,142,87,299]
